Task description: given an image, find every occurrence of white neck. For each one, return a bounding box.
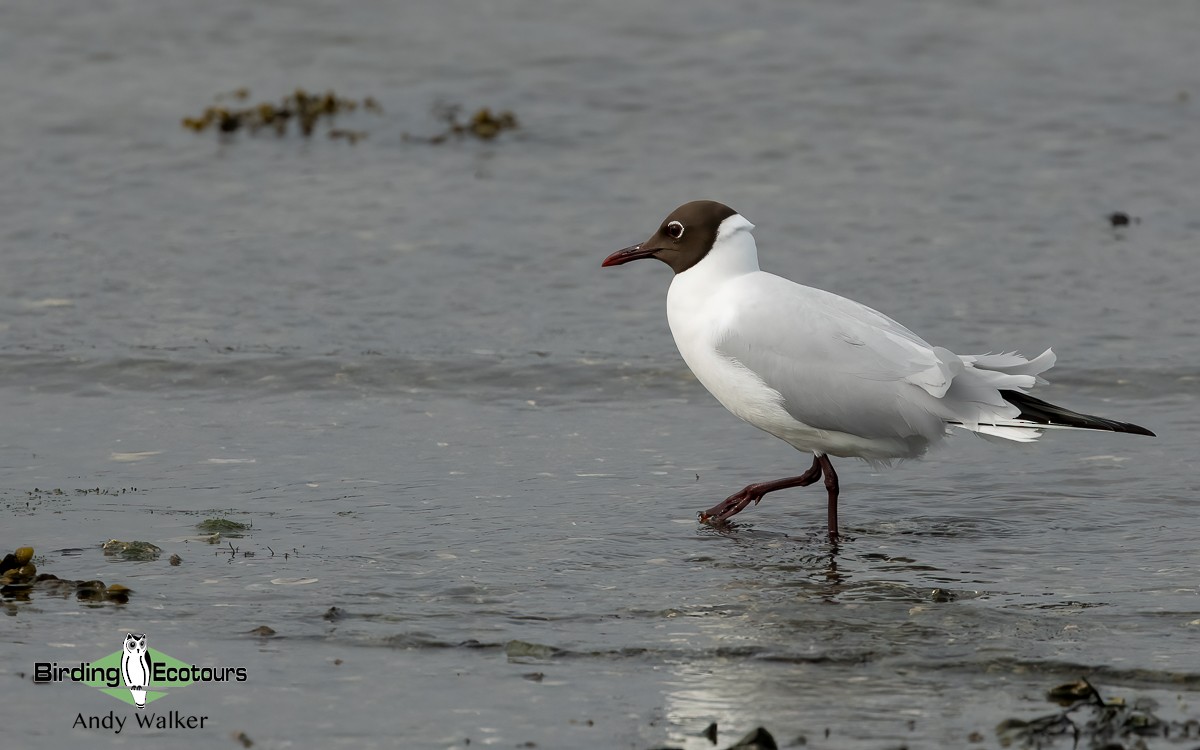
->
[664,214,762,406]
[667,215,759,326]
[687,214,760,279]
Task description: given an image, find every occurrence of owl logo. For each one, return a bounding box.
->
[120,633,152,709]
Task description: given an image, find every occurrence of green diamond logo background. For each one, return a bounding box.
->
[84,648,199,706]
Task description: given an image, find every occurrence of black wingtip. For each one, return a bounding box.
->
[1000,390,1155,436]
[1120,422,1156,437]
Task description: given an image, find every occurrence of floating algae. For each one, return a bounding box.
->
[1046,679,1098,707]
[405,102,519,144]
[997,679,1197,749]
[104,583,132,604]
[0,546,133,605]
[0,546,34,572]
[182,88,382,142]
[10,487,142,517]
[102,539,163,561]
[182,91,517,146]
[504,640,563,660]
[196,518,251,537]
[0,545,38,593]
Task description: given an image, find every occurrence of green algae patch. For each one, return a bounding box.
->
[504,640,563,660]
[196,518,251,537]
[102,539,163,561]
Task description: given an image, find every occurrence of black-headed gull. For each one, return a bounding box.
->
[602,200,1154,538]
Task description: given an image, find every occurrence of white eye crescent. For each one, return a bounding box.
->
[666,221,684,239]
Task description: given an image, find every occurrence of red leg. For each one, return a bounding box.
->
[699,455,822,524]
[818,454,840,540]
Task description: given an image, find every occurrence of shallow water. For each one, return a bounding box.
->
[3,0,1199,747]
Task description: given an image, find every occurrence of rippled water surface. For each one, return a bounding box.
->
[3,0,1199,747]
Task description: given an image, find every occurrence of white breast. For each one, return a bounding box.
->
[665,220,810,440]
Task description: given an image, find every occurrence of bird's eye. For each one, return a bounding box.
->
[666,221,684,239]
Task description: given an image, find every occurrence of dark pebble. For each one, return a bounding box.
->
[1108,211,1139,227]
[728,727,777,750]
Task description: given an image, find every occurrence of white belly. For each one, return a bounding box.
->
[665,273,923,461]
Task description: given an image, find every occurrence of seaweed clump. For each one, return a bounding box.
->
[1,546,133,605]
[182,88,382,143]
[196,518,251,538]
[102,539,163,561]
[996,679,1200,749]
[0,546,36,585]
[405,103,519,144]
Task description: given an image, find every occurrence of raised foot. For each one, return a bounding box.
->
[698,486,766,525]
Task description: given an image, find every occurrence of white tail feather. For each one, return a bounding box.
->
[962,349,1056,384]
[968,422,1044,442]
[934,348,1058,443]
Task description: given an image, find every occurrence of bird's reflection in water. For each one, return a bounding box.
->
[701,521,853,603]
